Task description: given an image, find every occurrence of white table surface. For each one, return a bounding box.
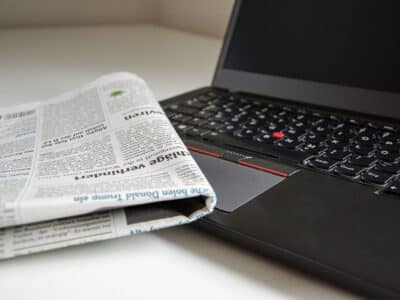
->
[0,25,360,300]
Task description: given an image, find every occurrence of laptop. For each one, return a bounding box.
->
[161,1,400,298]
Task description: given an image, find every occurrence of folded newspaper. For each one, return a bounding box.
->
[0,72,216,259]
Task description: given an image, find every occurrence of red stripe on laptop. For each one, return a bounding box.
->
[238,160,289,177]
[187,145,221,158]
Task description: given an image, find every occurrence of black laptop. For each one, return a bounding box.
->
[161,1,400,298]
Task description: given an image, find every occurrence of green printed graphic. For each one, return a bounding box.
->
[109,90,124,97]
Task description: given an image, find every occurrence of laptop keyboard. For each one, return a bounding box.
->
[162,91,400,195]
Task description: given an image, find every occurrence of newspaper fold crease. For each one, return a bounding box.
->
[0,72,216,259]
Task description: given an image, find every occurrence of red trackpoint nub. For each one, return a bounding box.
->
[272,131,285,139]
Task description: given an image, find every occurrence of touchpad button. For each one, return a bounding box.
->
[191,152,285,212]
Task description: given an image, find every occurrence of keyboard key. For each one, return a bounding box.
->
[366,122,379,130]
[332,129,351,140]
[381,131,400,141]
[172,114,192,122]
[347,118,363,126]
[381,124,398,132]
[169,105,199,115]
[166,111,176,118]
[276,110,290,118]
[336,163,364,177]
[350,143,374,156]
[308,156,338,170]
[309,117,325,127]
[244,118,259,127]
[185,127,209,137]
[284,127,304,137]
[255,113,267,120]
[213,113,230,123]
[276,137,298,149]
[355,134,376,146]
[358,127,378,136]
[220,124,237,133]
[379,139,400,150]
[376,149,398,162]
[312,125,330,137]
[273,117,287,127]
[197,94,213,102]
[303,132,326,144]
[175,123,192,133]
[234,128,254,138]
[299,143,325,155]
[347,155,376,166]
[374,161,400,174]
[254,133,274,144]
[204,105,220,113]
[222,100,235,107]
[362,170,393,185]
[325,148,350,160]
[223,106,236,114]
[332,124,356,140]
[325,139,346,149]
[201,121,223,131]
[292,114,307,122]
[240,105,252,113]
[329,114,342,122]
[291,121,307,130]
[209,98,226,106]
[264,122,284,132]
[183,99,206,109]
[223,94,238,102]
[385,181,400,195]
[251,100,263,107]
[203,131,220,140]
[185,117,207,126]
[282,105,295,112]
[234,111,249,119]
[197,110,214,119]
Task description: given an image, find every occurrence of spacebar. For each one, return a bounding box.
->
[203,134,308,163]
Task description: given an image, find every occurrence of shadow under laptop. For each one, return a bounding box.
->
[155,226,360,300]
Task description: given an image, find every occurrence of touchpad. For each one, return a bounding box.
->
[191,152,285,212]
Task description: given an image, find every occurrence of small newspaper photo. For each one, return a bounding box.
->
[0,72,216,259]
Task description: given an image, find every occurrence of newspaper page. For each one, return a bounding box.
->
[0,73,216,259]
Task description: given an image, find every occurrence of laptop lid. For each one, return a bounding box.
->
[213,0,400,120]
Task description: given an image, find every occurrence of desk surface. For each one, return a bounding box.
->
[0,25,359,300]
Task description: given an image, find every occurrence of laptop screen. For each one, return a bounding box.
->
[215,0,400,119]
[224,1,399,94]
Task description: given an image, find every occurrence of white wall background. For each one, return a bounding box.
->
[159,0,234,38]
[0,0,234,38]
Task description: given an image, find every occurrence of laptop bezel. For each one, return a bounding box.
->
[213,0,400,121]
